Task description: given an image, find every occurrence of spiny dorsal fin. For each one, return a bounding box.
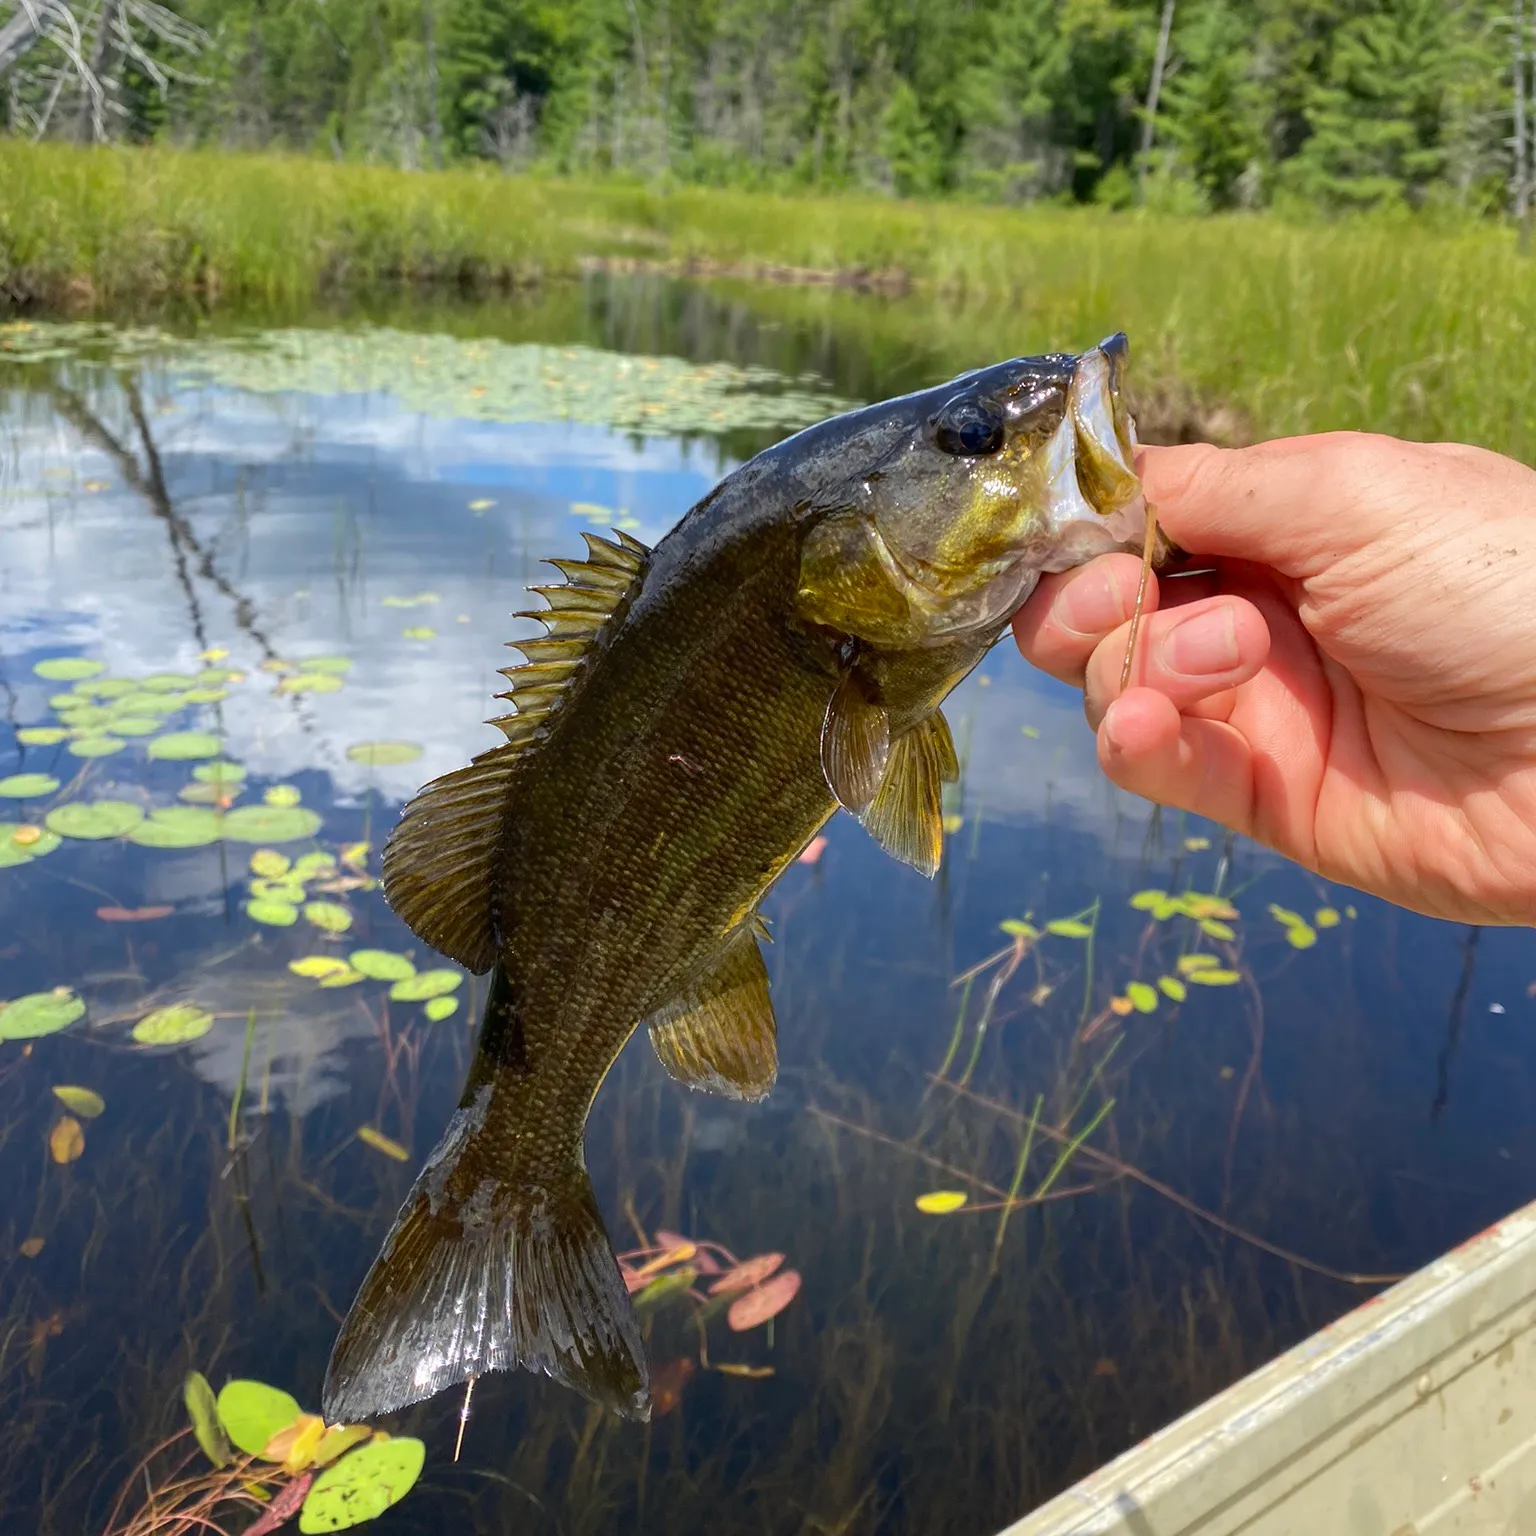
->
[820,670,889,814]
[490,530,649,743]
[382,530,649,971]
[646,924,776,1101]
[858,710,957,879]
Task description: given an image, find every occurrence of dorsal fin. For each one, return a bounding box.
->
[382,530,648,970]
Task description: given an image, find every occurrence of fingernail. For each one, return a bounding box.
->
[1057,566,1127,637]
[1100,698,1127,756]
[1164,607,1238,677]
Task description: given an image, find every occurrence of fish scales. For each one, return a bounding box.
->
[324,334,1156,1425]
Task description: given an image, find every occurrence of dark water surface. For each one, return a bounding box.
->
[3,280,1535,1536]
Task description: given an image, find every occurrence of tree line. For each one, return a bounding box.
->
[3,0,1534,216]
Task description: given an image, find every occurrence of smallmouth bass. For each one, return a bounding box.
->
[323,335,1150,1425]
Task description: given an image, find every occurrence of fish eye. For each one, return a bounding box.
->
[933,398,1005,458]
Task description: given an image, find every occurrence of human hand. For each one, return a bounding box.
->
[1012,432,1536,925]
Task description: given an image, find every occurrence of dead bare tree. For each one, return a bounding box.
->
[0,0,206,141]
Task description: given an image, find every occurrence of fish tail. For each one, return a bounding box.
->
[321,1088,651,1424]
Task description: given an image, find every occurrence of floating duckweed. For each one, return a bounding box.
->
[46,801,144,839]
[33,657,104,681]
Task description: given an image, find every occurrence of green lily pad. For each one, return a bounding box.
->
[115,692,183,715]
[129,807,223,848]
[249,849,291,877]
[87,679,135,700]
[299,1435,425,1532]
[304,902,353,934]
[349,950,416,982]
[182,687,230,704]
[298,656,353,675]
[264,785,302,807]
[193,760,246,784]
[33,657,104,681]
[401,626,437,641]
[0,774,59,798]
[0,989,85,1041]
[221,806,322,843]
[215,1380,302,1460]
[0,823,62,867]
[247,899,299,926]
[184,1371,230,1469]
[107,716,162,737]
[46,801,144,840]
[291,852,337,881]
[67,736,126,758]
[424,996,459,1021]
[389,970,461,1002]
[276,673,342,695]
[345,741,423,767]
[179,782,237,805]
[132,1003,214,1044]
[250,877,306,902]
[141,673,198,692]
[16,727,68,746]
[148,732,221,761]
[59,706,115,730]
[196,668,238,686]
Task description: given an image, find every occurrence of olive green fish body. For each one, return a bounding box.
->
[323,336,1149,1425]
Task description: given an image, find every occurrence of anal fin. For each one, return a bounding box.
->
[647,926,777,1101]
[859,710,958,878]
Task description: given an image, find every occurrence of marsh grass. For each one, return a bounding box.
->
[4,142,1536,458]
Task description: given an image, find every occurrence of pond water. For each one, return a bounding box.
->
[3,279,1535,1536]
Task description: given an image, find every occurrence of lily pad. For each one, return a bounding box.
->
[179,782,236,805]
[148,732,222,761]
[726,1270,802,1331]
[183,687,230,704]
[914,1190,969,1215]
[141,673,198,692]
[193,760,246,784]
[46,801,144,840]
[50,1116,85,1164]
[349,950,416,982]
[16,727,68,746]
[304,902,353,934]
[250,877,306,902]
[250,849,292,878]
[215,1380,303,1460]
[88,679,135,700]
[0,989,85,1040]
[196,668,238,685]
[276,674,342,695]
[221,806,322,843]
[345,741,422,767]
[291,852,337,881]
[247,899,299,927]
[424,996,459,1021]
[129,807,223,848]
[0,774,59,798]
[298,656,353,675]
[184,1371,231,1469]
[33,657,104,681]
[132,1003,214,1044]
[114,691,184,716]
[318,968,365,988]
[388,969,461,1002]
[264,785,302,807]
[0,823,62,867]
[67,736,126,758]
[401,626,437,641]
[52,1085,105,1117]
[289,955,352,980]
[108,716,162,737]
[299,1434,425,1532]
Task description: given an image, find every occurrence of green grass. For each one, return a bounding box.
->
[3,140,1535,458]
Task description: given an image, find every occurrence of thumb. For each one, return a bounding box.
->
[1138,433,1416,579]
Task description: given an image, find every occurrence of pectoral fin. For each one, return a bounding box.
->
[647,926,777,1101]
[859,710,958,878]
[821,671,889,814]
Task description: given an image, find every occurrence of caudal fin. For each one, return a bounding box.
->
[321,1098,651,1424]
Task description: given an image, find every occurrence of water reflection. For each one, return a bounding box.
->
[1,280,1535,1536]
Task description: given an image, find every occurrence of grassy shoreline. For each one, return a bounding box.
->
[4,141,1535,458]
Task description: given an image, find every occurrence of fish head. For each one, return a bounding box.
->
[796,334,1146,649]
